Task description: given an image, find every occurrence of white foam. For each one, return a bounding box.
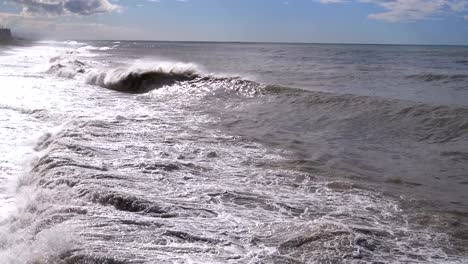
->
[0,224,75,264]
[84,61,202,88]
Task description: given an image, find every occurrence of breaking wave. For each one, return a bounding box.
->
[84,63,201,93]
[47,56,263,94]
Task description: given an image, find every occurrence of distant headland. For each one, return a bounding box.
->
[0,26,13,43]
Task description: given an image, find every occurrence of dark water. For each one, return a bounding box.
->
[0,40,467,263]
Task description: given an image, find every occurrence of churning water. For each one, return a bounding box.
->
[0,41,467,263]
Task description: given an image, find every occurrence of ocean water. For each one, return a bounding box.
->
[0,40,467,263]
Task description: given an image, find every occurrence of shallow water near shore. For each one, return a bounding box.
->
[0,41,467,263]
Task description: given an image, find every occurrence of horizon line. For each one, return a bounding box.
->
[27,37,468,47]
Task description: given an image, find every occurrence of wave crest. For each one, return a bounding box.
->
[47,57,264,95]
[85,63,201,93]
[48,58,205,93]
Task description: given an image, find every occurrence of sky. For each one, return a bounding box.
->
[0,0,467,45]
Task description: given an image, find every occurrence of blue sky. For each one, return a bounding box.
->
[0,0,467,44]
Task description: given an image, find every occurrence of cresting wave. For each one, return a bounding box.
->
[85,64,200,93]
[48,58,203,93]
[47,44,264,95]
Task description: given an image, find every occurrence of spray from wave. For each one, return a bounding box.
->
[47,54,263,95]
[84,62,201,93]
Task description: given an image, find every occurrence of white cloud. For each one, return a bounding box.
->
[320,0,468,21]
[9,0,120,16]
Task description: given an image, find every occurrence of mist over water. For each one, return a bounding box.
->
[0,41,467,263]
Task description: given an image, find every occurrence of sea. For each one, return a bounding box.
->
[0,40,467,263]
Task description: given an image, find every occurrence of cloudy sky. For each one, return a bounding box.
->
[0,0,467,44]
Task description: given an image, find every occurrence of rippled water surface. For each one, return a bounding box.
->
[0,41,467,263]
